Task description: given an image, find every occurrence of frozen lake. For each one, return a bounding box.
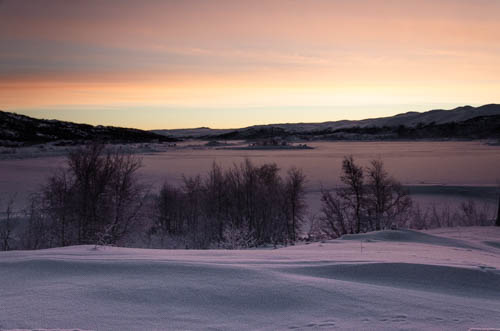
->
[1,141,499,213]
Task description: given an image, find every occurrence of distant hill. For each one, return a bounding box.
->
[3,104,499,145]
[153,104,500,140]
[152,127,234,139]
[0,110,178,146]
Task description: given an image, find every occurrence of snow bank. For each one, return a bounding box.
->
[1,227,500,330]
[340,229,476,249]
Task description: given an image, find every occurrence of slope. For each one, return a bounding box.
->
[1,227,499,330]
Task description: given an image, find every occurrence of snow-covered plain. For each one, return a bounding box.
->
[1,227,500,330]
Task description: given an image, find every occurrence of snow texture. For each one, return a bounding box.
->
[1,227,500,330]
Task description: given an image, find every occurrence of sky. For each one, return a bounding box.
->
[1,0,499,129]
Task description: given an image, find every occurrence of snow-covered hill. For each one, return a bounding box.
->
[252,104,500,133]
[1,227,499,330]
[152,104,500,139]
[151,126,234,139]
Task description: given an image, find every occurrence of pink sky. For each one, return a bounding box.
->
[1,0,499,129]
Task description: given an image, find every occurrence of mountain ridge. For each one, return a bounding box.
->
[152,104,500,140]
[1,104,499,145]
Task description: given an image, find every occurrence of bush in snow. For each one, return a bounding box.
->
[404,200,496,230]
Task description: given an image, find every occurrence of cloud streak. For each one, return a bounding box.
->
[1,0,499,128]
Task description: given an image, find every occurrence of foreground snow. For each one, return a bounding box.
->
[1,227,499,330]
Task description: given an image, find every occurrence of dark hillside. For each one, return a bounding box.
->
[0,110,178,146]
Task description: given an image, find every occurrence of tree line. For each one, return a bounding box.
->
[0,143,498,250]
[151,159,307,248]
[1,144,307,249]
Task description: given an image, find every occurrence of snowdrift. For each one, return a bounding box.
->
[339,229,475,249]
[1,227,499,330]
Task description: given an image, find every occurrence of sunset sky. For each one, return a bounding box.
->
[1,0,499,129]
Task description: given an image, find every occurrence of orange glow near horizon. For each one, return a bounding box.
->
[1,0,499,129]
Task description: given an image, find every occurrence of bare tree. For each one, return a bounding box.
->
[182,175,206,248]
[284,167,307,242]
[155,182,184,246]
[338,156,365,233]
[43,171,73,246]
[105,151,145,244]
[365,159,411,230]
[496,187,500,226]
[204,162,227,241]
[0,197,15,251]
[365,159,389,230]
[496,199,500,226]
[320,187,350,237]
[320,156,412,237]
[22,194,49,250]
[30,143,146,247]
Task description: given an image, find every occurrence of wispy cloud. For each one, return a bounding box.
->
[1,0,499,128]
